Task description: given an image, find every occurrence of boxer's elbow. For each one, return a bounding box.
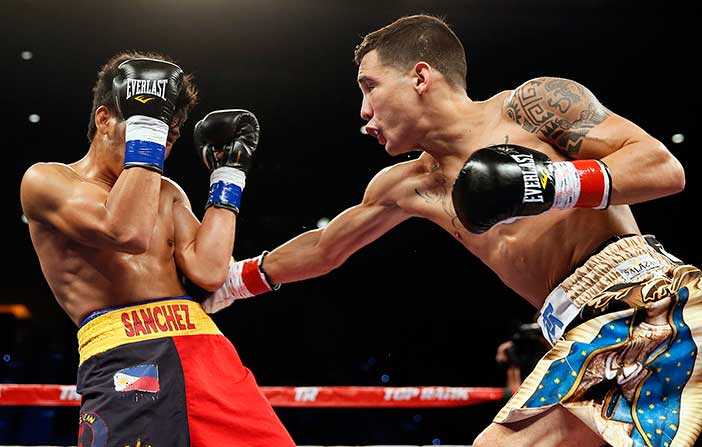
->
[193,277,225,293]
[204,266,229,292]
[655,142,686,195]
[187,264,228,292]
[668,155,686,194]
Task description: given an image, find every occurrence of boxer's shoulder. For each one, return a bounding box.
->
[24,161,79,181]
[363,156,428,205]
[21,162,83,204]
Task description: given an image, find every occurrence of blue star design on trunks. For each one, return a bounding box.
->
[522,288,696,447]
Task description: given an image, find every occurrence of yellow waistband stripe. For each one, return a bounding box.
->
[77,299,222,365]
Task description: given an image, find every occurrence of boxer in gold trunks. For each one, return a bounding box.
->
[202,15,701,447]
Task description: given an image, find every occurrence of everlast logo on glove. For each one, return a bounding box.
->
[125,79,168,100]
[509,153,545,203]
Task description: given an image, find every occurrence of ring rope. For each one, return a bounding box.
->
[0,384,510,408]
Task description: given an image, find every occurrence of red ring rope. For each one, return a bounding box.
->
[0,384,510,408]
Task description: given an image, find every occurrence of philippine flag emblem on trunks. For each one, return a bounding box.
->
[113,364,160,393]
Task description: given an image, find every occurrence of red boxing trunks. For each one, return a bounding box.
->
[76,296,295,447]
[496,235,702,447]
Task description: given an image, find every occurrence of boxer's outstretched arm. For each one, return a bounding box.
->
[263,167,412,285]
[263,202,408,285]
[199,165,412,313]
[20,161,162,254]
[504,77,685,205]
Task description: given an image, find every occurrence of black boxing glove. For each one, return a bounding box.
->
[451,144,612,234]
[113,58,184,173]
[194,109,260,213]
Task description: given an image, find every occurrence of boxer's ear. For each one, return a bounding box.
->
[94,106,112,136]
[413,62,432,94]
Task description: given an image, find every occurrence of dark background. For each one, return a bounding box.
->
[1,0,699,445]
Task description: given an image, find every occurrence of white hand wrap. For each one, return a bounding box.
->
[210,166,246,190]
[201,253,277,314]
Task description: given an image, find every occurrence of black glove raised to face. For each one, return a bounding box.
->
[113,58,184,173]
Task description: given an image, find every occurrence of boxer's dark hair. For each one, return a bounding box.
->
[87,51,199,142]
[354,14,467,91]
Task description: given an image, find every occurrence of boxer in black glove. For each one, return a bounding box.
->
[197,15,700,447]
[20,51,294,446]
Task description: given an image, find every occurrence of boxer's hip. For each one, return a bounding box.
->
[537,234,686,345]
[499,236,702,447]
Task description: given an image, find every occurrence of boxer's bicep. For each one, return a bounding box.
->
[506,77,683,203]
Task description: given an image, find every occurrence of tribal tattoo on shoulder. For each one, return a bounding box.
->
[504,77,611,156]
[414,163,464,240]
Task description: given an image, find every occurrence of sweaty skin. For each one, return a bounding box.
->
[261,51,684,310]
[20,110,236,325]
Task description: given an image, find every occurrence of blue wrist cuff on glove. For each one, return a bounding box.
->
[207,181,242,212]
[124,140,165,172]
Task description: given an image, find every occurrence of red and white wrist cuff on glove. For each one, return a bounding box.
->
[201,252,278,314]
[552,160,612,210]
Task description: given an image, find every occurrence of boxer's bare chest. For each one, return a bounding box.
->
[396,118,630,304]
[407,118,558,236]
